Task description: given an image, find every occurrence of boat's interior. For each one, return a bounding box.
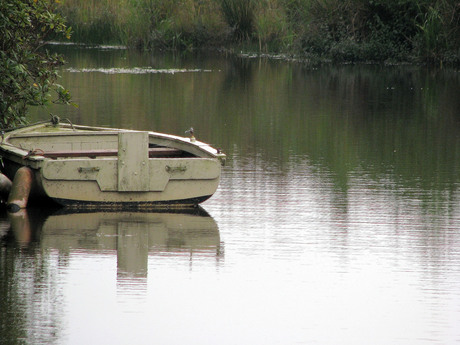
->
[6,130,198,160]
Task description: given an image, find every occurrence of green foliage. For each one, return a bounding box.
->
[145,0,226,50]
[56,0,459,64]
[415,0,459,64]
[58,0,227,50]
[220,0,256,40]
[0,0,73,128]
[255,0,289,52]
[291,0,459,64]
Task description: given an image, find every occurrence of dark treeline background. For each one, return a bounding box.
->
[58,0,459,64]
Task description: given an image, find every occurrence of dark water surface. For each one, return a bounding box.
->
[1,45,459,344]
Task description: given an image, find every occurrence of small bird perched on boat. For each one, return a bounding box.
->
[185,127,196,142]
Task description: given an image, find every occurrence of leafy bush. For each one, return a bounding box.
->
[0,0,73,128]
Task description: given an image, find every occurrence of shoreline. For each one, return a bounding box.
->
[45,41,459,69]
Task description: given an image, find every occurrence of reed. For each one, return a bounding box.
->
[58,0,122,43]
[58,0,227,48]
[415,0,459,63]
[56,0,459,64]
[219,0,256,40]
[254,0,289,52]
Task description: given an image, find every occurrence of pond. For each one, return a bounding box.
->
[1,45,459,345]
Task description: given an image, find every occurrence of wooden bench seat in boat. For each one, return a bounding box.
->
[40,147,184,159]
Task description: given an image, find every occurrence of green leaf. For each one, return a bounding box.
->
[0,0,73,126]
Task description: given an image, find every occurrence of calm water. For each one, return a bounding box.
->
[1,45,459,344]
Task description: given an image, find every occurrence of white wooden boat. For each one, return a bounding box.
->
[0,120,225,209]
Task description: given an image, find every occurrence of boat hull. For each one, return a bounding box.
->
[0,122,225,209]
[39,171,220,208]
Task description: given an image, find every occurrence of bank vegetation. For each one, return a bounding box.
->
[58,0,459,65]
[0,0,73,127]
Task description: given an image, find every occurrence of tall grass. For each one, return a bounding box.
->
[220,0,256,40]
[58,0,227,48]
[59,0,122,44]
[254,0,289,52]
[415,0,459,64]
[57,0,459,64]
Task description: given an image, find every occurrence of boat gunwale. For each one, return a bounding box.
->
[1,123,226,162]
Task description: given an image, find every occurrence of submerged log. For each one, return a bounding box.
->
[7,166,34,212]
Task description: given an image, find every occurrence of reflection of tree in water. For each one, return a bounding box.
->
[221,62,459,216]
[221,57,254,92]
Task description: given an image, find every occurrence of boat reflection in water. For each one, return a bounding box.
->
[7,206,223,279]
